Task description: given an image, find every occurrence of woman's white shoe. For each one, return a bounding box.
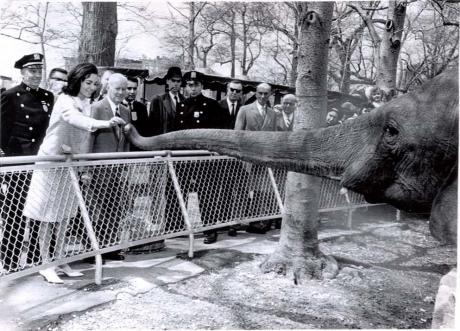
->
[56,264,84,277]
[39,267,64,284]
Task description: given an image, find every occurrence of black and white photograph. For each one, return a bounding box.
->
[0,0,458,330]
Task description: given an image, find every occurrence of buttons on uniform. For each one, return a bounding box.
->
[196,120,200,123]
[25,115,29,119]
[20,104,24,108]
[45,93,48,96]
[203,103,207,106]
[180,120,183,123]
[31,139,35,142]
[16,93,20,97]
[180,112,183,115]
[29,127,33,131]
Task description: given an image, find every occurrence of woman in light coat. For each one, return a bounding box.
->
[23,63,126,283]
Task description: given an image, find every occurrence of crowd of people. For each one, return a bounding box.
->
[0,53,300,283]
[325,86,388,127]
[0,52,389,283]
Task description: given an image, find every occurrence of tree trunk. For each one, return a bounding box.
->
[78,2,117,66]
[261,1,338,281]
[241,6,248,76]
[290,16,299,86]
[187,2,196,70]
[376,0,407,98]
[230,10,236,78]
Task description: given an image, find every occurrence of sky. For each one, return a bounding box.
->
[0,0,173,82]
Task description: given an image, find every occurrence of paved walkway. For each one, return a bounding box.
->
[0,212,456,330]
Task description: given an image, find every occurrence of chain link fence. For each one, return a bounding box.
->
[1,151,390,283]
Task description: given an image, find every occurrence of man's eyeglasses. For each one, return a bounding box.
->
[50,77,67,83]
[229,88,242,93]
[170,78,182,83]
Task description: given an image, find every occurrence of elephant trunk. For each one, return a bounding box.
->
[124,115,373,179]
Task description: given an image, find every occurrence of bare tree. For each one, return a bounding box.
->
[397,0,459,92]
[0,1,80,75]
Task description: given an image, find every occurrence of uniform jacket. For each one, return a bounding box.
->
[275,112,294,131]
[123,100,150,137]
[218,99,242,130]
[174,93,227,131]
[91,97,131,152]
[0,83,54,156]
[234,101,277,131]
[149,92,185,135]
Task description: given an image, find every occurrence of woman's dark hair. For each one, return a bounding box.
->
[62,63,98,97]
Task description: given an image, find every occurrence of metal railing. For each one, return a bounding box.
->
[0,151,390,284]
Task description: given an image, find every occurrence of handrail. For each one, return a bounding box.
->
[0,150,217,165]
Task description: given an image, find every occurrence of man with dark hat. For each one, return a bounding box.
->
[135,67,186,253]
[174,70,228,244]
[149,66,185,136]
[1,53,54,273]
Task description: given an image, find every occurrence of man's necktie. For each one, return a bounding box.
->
[231,103,235,116]
[115,106,121,139]
[286,117,291,128]
[174,95,179,110]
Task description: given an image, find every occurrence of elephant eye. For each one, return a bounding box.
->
[384,125,399,137]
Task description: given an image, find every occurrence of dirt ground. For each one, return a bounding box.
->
[33,207,457,330]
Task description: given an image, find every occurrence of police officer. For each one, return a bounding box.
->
[173,71,227,244]
[0,53,54,273]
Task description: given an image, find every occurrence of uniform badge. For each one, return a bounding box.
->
[194,111,200,118]
[34,53,41,60]
[41,100,48,112]
[132,111,138,121]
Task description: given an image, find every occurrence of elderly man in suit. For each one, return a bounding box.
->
[275,94,296,131]
[273,93,297,229]
[235,82,277,234]
[90,73,131,261]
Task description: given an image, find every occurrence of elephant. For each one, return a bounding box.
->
[125,67,458,244]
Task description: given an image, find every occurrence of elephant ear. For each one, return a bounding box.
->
[429,165,458,244]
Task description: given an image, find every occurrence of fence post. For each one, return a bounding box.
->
[167,160,194,258]
[64,151,103,285]
[267,168,285,214]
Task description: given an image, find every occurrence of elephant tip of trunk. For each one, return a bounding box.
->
[123,123,136,137]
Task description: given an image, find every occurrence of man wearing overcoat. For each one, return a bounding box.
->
[150,67,185,136]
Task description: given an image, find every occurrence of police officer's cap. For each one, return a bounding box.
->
[164,67,182,80]
[14,53,44,69]
[183,71,204,84]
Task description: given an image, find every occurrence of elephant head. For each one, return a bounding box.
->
[125,68,458,243]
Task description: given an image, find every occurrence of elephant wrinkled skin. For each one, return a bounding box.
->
[125,68,458,244]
